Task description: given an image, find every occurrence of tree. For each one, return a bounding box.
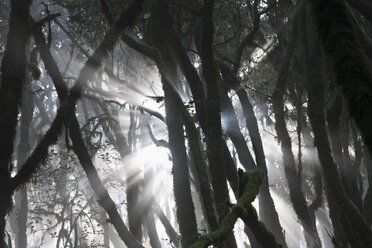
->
[1,0,372,247]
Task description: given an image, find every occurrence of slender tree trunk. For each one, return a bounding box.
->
[221,94,257,172]
[217,58,287,247]
[31,7,145,246]
[144,168,162,248]
[153,200,180,247]
[364,151,372,225]
[178,95,220,232]
[162,81,199,248]
[272,15,321,248]
[12,82,34,248]
[150,2,199,247]
[200,2,239,247]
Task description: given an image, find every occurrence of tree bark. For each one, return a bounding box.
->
[162,80,199,248]
[217,58,287,248]
[200,1,238,247]
[305,44,372,247]
[272,14,321,248]
[0,1,32,244]
[309,0,372,156]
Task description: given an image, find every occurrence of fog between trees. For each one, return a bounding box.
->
[1,0,372,247]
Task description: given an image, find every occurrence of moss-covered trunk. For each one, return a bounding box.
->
[150,2,199,246]
[163,81,199,247]
[305,46,372,247]
[190,170,282,248]
[199,2,238,247]
[309,0,372,156]
[217,58,287,247]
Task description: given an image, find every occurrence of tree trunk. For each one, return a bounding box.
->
[200,2,238,247]
[305,44,372,247]
[217,58,287,247]
[153,200,180,247]
[363,151,372,225]
[163,81,199,248]
[32,13,144,247]
[144,168,162,248]
[12,81,34,248]
[272,15,321,248]
[309,0,372,156]
[0,0,31,244]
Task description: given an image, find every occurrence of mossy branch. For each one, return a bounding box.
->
[190,170,281,248]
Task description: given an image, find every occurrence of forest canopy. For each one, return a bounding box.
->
[0,0,372,247]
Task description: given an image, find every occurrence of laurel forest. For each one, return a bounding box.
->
[0,0,372,247]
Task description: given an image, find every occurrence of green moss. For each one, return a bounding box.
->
[190,170,282,248]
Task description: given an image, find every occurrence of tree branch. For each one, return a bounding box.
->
[189,170,279,248]
[11,0,144,195]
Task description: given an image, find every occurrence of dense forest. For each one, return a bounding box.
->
[1,0,372,247]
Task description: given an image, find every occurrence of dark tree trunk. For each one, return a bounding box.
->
[305,45,372,247]
[177,93,220,232]
[272,15,321,248]
[217,58,287,248]
[221,94,257,172]
[12,81,34,248]
[163,81,199,248]
[153,200,180,247]
[0,0,32,244]
[363,151,372,225]
[200,2,238,248]
[150,2,199,246]
[309,0,372,156]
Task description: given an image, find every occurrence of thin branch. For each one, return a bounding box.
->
[11,0,144,198]
[233,0,261,73]
[146,123,169,148]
